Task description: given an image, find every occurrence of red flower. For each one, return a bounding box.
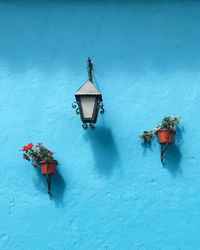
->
[22,146,29,151]
[28,143,33,148]
[22,143,33,151]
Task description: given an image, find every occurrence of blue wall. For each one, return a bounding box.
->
[0,0,200,249]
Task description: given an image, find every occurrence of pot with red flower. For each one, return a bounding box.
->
[22,142,58,193]
[40,160,58,175]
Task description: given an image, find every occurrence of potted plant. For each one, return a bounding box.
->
[139,130,154,144]
[139,115,181,161]
[22,143,58,193]
[155,116,180,144]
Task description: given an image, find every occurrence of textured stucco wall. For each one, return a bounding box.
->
[0,0,200,249]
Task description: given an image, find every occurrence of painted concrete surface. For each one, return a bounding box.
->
[0,0,200,249]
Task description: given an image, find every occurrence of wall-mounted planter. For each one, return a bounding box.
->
[155,128,177,161]
[156,129,175,144]
[139,116,181,162]
[22,143,58,194]
[40,160,58,175]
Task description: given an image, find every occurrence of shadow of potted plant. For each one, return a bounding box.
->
[21,142,58,194]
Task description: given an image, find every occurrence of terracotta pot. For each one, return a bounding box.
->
[156,129,176,144]
[39,160,58,175]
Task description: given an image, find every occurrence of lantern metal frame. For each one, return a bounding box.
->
[72,57,104,130]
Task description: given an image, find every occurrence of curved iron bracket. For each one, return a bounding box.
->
[82,122,96,130]
[98,102,104,115]
[160,129,170,162]
[72,101,80,115]
[89,123,95,130]
[82,123,88,130]
[88,57,93,82]
[46,160,51,194]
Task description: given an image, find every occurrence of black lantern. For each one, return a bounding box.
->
[72,58,104,130]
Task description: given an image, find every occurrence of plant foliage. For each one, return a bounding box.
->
[22,143,54,167]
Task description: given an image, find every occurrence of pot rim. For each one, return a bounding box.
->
[39,160,58,165]
[155,128,176,135]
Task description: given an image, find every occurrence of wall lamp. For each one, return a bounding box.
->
[72,57,104,130]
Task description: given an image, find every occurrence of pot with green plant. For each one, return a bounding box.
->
[139,115,181,161]
[22,143,58,194]
[155,116,181,161]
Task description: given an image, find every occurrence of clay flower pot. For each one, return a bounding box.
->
[156,129,176,144]
[40,160,58,175]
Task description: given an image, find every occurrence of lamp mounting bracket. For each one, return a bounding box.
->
[88,57,93,82]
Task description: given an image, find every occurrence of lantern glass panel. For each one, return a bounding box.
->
[80,96,96,119]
